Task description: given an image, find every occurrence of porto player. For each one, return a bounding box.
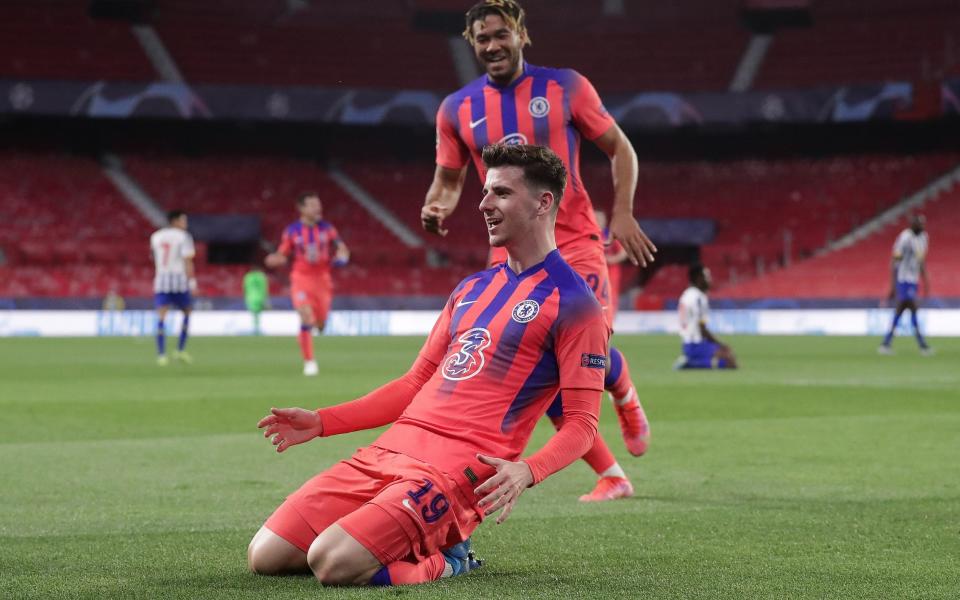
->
[674,264,737,370]
[248,144,608,586]
[265,193,349,376]
[420,0,653,501]
[150,209,196,366]
[879,214,932,355]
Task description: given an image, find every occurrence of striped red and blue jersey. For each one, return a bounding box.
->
[436,62,616,251]
[277,220,341,278]
[373,249,609,494]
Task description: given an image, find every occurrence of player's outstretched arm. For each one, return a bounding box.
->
[305,355,437,438]
[257,362,430,454]
[333,241,350,266]
[258,407,324,453]
[421,165,467,236]
[264,252,287,269]
[592,124,657,267]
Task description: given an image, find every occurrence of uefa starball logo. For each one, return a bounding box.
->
[511,300,540,323]
[529,96,550,118]
[442,327,492,381]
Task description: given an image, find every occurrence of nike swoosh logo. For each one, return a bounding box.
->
[469,116,487,129]
[456,299,478,308]
[402,499,419,517]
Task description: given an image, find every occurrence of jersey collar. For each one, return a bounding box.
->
[502,248,561,281]
[485,61,533,90]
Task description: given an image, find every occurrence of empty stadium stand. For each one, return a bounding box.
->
[337,159,490,267]
[716,178,960,299]
[121,153,470,297]
[0,151,155,298]
[4,148,956,302]
[582,153,958,302]
[755,0,960,89]
[0,1,154,81]
[5,0,956,96]
[151,0,458,89]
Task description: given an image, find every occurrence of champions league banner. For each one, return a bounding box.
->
[0,78,919,129]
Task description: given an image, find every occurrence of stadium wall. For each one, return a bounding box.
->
[1,309,958,337]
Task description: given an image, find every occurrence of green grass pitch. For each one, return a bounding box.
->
[1,334,959,599]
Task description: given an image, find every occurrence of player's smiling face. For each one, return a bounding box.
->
[479,166,541,247]
[470,14,524,84]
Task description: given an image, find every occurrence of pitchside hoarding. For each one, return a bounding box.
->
[0,309,957,337]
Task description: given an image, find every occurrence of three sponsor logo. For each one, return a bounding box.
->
[442,327,492,381]
[498,132,528,145]
[441,300,542,381]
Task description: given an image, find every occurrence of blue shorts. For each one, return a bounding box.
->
[896,282,918,302]
[154,291,192,310]
[681,341,720,369]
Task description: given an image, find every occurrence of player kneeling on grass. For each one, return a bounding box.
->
[674,264,737,370]
[248,144,607,586]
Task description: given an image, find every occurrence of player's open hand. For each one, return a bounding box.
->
[257,407,323,453]
[473,454,534,524]
[609,211,657,267]
[421,203,450,237]
[264,253,286,269]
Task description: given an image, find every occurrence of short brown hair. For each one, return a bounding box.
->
[481,144,566,210]
[463,0,531,46]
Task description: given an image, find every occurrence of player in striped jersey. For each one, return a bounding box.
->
[150,210,196,366]
[674,264,737,370]
[879,214,932,355]
[420,0,654,501]
[249,144,607,586]
[265,193,350,376]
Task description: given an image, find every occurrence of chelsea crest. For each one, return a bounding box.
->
[511,299,540,323]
